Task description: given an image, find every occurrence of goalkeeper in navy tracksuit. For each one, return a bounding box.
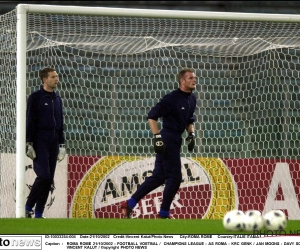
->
[121,68,197,219]
[25,67,66,218]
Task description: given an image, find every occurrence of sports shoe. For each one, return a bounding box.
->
[35,216,46,219]
[157,214,175,219]
[25,210,34,218]
[120,201,132,219]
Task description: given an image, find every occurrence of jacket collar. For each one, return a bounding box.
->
[177,88,192,97]
[40,85,57,97]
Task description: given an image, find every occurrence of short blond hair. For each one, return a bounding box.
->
[178,68,195,85]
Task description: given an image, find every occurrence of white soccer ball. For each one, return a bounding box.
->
[263,210,287,231]
[223,210,245,231]
[243,210,264,231]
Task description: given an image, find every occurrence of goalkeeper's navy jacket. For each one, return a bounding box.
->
[26,85,64,144]
[147,88,196,134]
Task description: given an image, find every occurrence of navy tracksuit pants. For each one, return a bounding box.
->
[26,130,59,213]
[132,129,182,211]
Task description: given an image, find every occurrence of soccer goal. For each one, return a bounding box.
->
[0,4,299,219]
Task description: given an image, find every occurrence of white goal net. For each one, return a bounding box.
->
[0,5,299,219]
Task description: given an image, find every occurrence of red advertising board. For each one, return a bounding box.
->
[68,156,300,219]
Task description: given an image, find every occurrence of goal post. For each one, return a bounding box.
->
[16,4,27,219]
[0,4,299,218]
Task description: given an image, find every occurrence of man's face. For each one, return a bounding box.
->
[181,72,196,91]
[44,71,59,91]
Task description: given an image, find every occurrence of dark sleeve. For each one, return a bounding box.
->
[26,94,37,142]
[147,96,171,121]
[58,97,65,144]
[187,95,196,125]
[187,115,195,125]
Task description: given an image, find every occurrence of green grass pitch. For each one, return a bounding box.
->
[0,219,299,235]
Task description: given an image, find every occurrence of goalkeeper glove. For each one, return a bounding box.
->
[153,133,166,155]
[57,144,66,162]
[186,132,195,152]
[26,142,36,160]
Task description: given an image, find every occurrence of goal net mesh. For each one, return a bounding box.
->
[0,9,299,218]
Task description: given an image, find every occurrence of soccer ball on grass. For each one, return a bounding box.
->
[263,210,287,230]
[223,210,245,231]
[243,210,264,231]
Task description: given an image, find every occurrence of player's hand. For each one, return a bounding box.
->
[153,133,166,154]
[57,144,66,162]
[186,132,195,152]
[26,142,36,160]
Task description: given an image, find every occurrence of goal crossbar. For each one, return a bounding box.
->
[17,4,300,22]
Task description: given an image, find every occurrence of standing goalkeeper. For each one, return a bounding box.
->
[25,67,66,218]
[121,68,197,219]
